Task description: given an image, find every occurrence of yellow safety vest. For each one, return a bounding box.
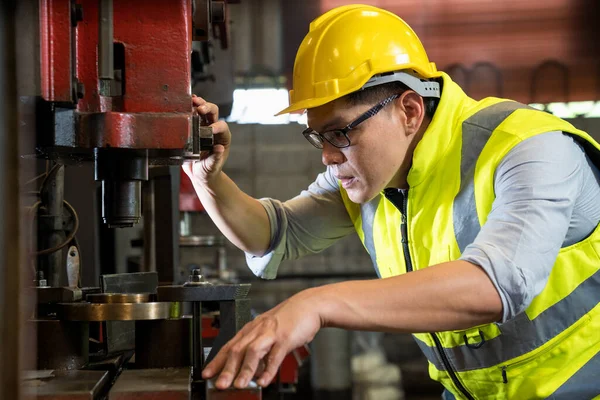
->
[341,73,600,399]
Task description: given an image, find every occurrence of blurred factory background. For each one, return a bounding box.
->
[1,0,599,399]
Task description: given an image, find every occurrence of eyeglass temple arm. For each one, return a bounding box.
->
[347,94,400,129]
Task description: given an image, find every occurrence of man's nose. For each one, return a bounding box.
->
[321,141,345,166]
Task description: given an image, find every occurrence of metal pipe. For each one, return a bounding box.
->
[98,0,114,80]
[0,0,21,398]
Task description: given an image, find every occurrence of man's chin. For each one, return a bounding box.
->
[347,187,377,204]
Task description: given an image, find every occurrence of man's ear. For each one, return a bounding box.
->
[397,91,426,136]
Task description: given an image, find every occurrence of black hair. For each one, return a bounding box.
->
[344,79,441,119]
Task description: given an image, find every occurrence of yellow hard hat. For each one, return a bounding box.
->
[277,4,442,115]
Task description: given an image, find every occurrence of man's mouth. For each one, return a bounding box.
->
[336,175,356,189]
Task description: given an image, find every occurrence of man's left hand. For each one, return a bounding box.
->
[202,290,322,389]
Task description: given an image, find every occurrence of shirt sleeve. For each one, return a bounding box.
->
[460,131,584,322]
[246,166,355,279]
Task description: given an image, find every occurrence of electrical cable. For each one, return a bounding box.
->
[30,200,80,256]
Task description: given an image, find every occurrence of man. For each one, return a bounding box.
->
[184,4,600,399]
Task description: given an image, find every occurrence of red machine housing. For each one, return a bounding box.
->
[40,0,193,151]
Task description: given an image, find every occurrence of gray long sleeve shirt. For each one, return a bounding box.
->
[245,131,600,322]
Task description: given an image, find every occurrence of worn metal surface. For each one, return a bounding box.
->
[88,293,154,304]
[22,370,109,400]
[157,284,251,302]
[135,318,191,369]
[57,302,170,321]
[101,272,159,294]
[34,319,89,370]
[109,368,190,400]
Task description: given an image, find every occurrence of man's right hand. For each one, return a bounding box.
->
[183,95,232,185]
[180,95,271,256]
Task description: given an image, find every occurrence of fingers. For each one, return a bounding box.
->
[210,334,261,389]
[254,360,266,379]
[192,95,219,123]
[233,336,274,388]
[202,325,256,382]
[258,343,288,387]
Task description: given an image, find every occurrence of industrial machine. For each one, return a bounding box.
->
[1,1,306,399]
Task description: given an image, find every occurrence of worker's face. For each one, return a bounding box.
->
[307,91,426,203]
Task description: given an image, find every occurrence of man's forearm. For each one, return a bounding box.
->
[312,260,503,333]
[191,172,271,256]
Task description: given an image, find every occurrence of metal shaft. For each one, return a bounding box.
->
[142,180,156,272]
[46,165,65,287]
[192,302,204,381]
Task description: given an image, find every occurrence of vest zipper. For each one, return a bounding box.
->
[384,188,474,400]
[399,189,414,273]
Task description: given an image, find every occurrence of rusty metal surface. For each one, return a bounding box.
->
[57,302,171,321]
[109,368,190,400]
[22,370,109,400]
[88,293,154,304]
[39,0,72,102]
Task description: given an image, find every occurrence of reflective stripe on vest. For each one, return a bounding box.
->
[414,268,600,372]
[453,101,529,252]
[548,348,600,398]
